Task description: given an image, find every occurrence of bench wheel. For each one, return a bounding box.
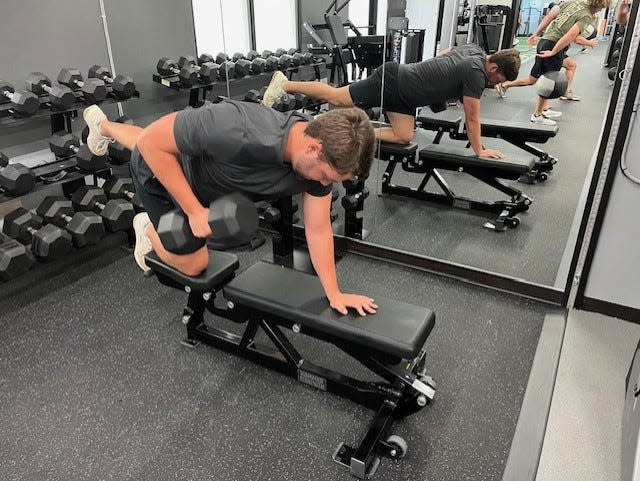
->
[386,435,408,458]
[537,172,548,182]
[506,217,520,229]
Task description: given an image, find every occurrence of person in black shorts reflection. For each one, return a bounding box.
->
[262,44,521,159]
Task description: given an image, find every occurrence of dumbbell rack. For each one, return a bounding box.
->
[0,88,140,134]
[153,61,326,108]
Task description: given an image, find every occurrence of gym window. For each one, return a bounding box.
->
[253,0,298,52]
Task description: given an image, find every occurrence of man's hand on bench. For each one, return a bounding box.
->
[329,291,378,316]
[478,148,505,159]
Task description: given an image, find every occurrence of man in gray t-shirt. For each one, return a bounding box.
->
[262,45,521,159]
[82,102,378,317]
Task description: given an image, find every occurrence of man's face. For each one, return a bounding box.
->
[294,156,352,186]
[487,69,507,86]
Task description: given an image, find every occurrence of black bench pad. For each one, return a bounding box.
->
[146,250,239,291]
[224,262,435,359]
[419,142,536,174]
[416,109,462,130]
[480,117,558,142]
[378,142,419,159]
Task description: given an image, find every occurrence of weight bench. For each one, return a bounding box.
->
[416,110,559,182]
[378,141,534,231]
[146,251,437,479]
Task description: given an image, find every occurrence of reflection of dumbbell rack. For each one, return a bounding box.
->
[152,61,326,108]
[0,87,141,135]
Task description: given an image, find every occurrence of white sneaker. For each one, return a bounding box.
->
[531,114,557,126]
[262,71,288,108]
[559,91,581,101]
[542,109,562,118]
[83,105,112,156]
[132,212,153,272]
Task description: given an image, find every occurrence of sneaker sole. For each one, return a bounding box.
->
[133,215,152,272]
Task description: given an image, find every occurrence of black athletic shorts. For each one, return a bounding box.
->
[129,147,180,228]
[530,38,568,78]
[348,61,415,116]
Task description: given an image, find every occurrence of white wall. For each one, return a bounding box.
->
[405,0,441,59]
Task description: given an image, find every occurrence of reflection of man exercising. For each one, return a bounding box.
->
[495,0,599,102]
[263,45,521,159]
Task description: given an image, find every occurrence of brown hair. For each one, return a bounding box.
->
[488,48,521,81]
[304,107,375,177]
[588,0,612,13]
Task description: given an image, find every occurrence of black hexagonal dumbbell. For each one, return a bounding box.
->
[272,94,297,112]
[88,65,136,100]
[156,57,198,86]
[0,151,36,196]
[157,193,259,254]
[0,233,34,280]
[2,207,72,260]
[36,197,105,247]
[264,55,279,72]
[71,186,135,232]
[49,132,107,172]
[0,80,40,115]
[102,176,145,212]
[244,89,263,103]
[25,72,75,111]
[57,68,107,104]
[176,56,219,84]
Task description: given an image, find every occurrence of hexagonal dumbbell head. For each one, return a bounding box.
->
[198,63,219,83]
[264,56,279,72]
[31,223,73,259]
[208,193,258,242]
[157,210,206,254]
[215,52,229,64]
[218,61,236,80]
[57,68,107,103]
[198,53,214,65]
[49,132,79,156]
[88,65,135,100]
[178,65,199,86]
[103,176,134,200]
[76,144,107,172]
[234,59,251,78]
[250,57,266,74]
[0,151,7,167]
[177,55,197,69]
[3,207,41,243]
[0,80,40,115]
[157,57,179,76]
[232,52,246,62]
[0,163,36,195]
[36,196,105,246]
[72,186,134,232]
[0,236,34,280]
[25,72,75,110]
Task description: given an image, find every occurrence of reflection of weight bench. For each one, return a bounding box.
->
[417,110,559,182]
[378,141,534,231]
[146,251,436,479]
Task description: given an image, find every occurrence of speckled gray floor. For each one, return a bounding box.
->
[364,43,613,286]
[0,238,549,481]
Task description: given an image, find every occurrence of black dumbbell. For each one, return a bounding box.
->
[272,94,297,112]
[156,57,198,86]
[250,57,267,74]
[341,188,370,210]
[255,201,281,224]
[232,52,246,62]
[264,55,279,72]
[287,48,298,56]
[71,186,135,232]
[261,50,274,59]
[277,54,294,70]
[234,59,252,77]
[301,52,314,64]
[293,93,311,109]
[49,132,107,172]
[608,67,618,81]
[157,193,259,254]
[216,52,230,64]
[25,72,75,111]
[0,80,40,115]
[612,50,621,64]
[102,176,145,212]
[36,197,105,247]
[244,89,263,103]
[246,50,260,60]
[88,65,136,100]
[177,56,220,83]
[275,48,288,57]
[3,207,73,260]
[57,68,107,104]
[0,233,34,280]
[218,60,236,80]
[0,152,36,196]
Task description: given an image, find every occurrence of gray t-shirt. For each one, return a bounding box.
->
[397,44,488,108]
[173,100,331,205]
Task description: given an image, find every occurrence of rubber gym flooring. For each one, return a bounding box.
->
[358,43,612,286]
[0,235,550,481]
